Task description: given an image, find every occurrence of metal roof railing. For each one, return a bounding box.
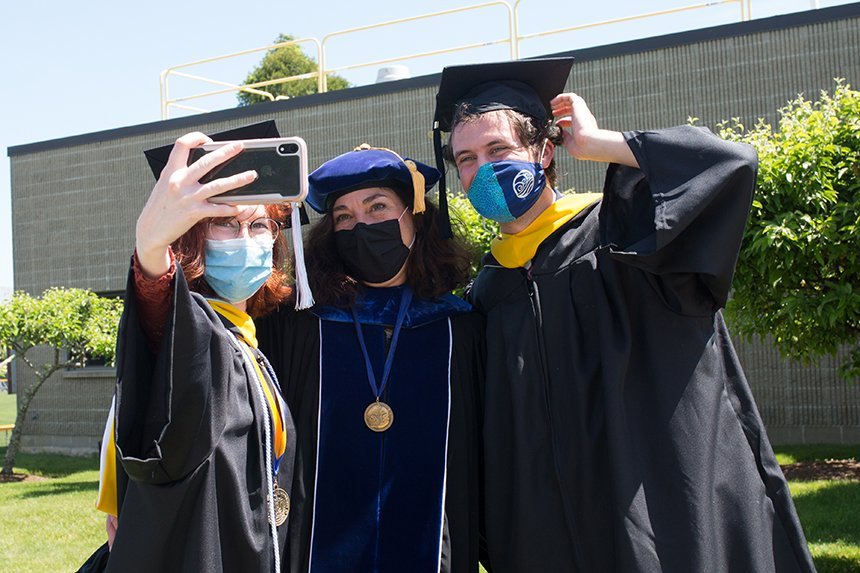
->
[318,2,516,92]
[160,37,323,119]
[160,0,758,119]
[512,0,750,47]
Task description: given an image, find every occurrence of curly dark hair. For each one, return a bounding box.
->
[305,196,472,307]
[442,104,564,189]
[171,203,293,318]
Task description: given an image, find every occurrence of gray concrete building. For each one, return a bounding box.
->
[7,3,860,453]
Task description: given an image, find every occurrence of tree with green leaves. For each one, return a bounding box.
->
[1,347,11,391]
[0,287,123,475]
[237,34,350,106]
[718,80,860,379]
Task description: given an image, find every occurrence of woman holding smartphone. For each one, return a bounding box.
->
[94,132,296,573]
[257,145,486,573]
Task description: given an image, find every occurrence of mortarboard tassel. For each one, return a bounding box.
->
[433,125,454,239]
[291,204,314,310]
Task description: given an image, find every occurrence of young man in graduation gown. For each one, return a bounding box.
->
[432,58,815,572]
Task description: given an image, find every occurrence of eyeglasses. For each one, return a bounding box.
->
[207,217,283,242]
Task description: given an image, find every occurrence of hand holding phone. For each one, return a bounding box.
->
[136,132,248,279]
[190,137,309,204]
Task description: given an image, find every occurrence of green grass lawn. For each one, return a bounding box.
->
[0,393,16,449]
[0,448,104,573]
[0,391,16,426]
[776,444,860,465]
[790,479,860,572]
[0,443,857,572]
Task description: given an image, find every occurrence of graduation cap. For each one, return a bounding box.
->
[432,57,574,236]
[307,144,441,214]
[144,120,279,180]
[143,120,314,309]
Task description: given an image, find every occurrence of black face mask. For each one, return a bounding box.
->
[334,217,411,284]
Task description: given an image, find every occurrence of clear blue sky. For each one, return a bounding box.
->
[0,0,850,294]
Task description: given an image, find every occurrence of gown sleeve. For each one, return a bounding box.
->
[598,124,758,309]
[131,250,174,352]
[114,263,232,484]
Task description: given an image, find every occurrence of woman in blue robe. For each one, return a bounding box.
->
[257,145,486,573]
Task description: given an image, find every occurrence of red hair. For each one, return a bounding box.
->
[172,204,294,318]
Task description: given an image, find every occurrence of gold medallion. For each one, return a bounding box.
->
[364,400,394,432]
[270,482,290,526]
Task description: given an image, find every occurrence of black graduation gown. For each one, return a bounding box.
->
[470,126,816,572]
[107,265,295,573]
[256,290,486,573]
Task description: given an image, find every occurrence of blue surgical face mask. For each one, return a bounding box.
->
[467,158,547,223]
[204,237,273,304]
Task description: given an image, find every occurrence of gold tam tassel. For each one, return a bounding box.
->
[352,143,425,214]
[404,159,425,214]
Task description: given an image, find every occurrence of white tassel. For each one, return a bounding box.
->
[291,205,314,310]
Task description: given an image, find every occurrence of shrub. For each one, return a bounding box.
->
[718,80,860,379]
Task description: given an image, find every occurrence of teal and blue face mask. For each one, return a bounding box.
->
[467,159,547,223]
[204,237,273,304]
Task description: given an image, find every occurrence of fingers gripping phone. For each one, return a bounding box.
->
[189,137,309,204]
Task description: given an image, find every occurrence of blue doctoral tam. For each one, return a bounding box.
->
[307,146,441,213]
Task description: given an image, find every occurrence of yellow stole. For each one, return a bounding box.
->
[96,398,118,515]
[209,300,287,461]
[490,193,602,269]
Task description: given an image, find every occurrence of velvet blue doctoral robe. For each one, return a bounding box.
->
[257,287,486,573]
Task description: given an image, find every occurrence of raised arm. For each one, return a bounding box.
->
[114,132,261,483]
[600,125,758,309]
[550,92,639,168]
[135,133,252,277]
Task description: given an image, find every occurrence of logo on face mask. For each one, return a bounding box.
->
[513,169,535,198]
[467,160,547,223]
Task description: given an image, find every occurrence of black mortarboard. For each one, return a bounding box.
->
[143,120,281,181]
[142,120,309,227]
[434,58,574,132]
[431,58,574,236]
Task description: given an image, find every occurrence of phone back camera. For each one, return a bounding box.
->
[278,143,300,155]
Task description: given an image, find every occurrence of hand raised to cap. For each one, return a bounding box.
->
[550,93,639,168]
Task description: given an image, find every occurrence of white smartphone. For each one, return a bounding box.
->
[190,137,309,204]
